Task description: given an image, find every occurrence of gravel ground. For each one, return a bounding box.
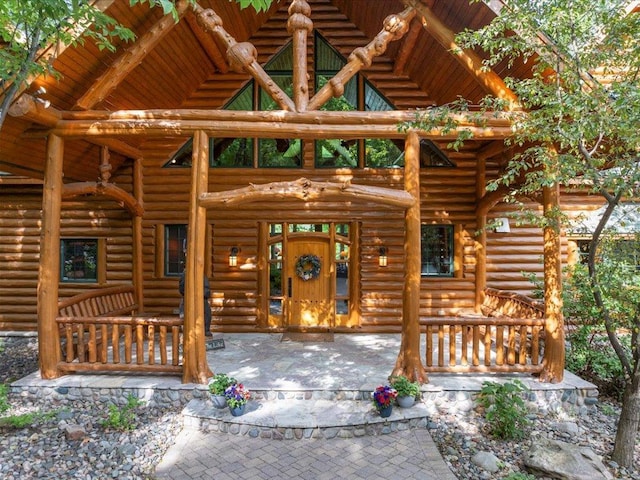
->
[1,336,638,479]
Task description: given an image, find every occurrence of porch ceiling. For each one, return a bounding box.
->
[0,0,529,182]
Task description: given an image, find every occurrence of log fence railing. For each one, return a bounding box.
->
[56,315,183,374]
[56,285,183,375]
[424,289,546,373]
[424,317,545,373]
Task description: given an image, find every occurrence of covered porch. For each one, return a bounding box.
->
[11,333,597,435]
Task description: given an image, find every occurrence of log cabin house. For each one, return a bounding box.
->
[0,0,587,383]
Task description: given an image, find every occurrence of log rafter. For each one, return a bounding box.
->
[192,3,296,111]
[199,178,416,209]
[307,7,417,111]
[184,11,229,73]
[402,0,520,108]
[74,0,190,110]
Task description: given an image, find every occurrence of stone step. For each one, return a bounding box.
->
[182,397,434,440]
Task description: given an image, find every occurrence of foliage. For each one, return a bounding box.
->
[476,380,530,440]
[404,0,640,466]
[100,394,143,431]
[503,474,535,480]
[0,410,57,429]
[389,375,420,398]
[0,383,9,415]
[372,385,397,408]
[224,383,250,408]
[0,0,275,131]
[208,373,237,396]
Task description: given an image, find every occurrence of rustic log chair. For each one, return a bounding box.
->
[57,285,139,362]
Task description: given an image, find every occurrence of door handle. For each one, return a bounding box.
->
[288,277,292,298]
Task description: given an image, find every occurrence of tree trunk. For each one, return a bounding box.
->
[612,371,640,468]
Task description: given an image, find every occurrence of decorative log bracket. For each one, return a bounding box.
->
[199,177,416,209]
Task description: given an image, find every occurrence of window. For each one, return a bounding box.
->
[60,239,98,282]
[165,225,187,276]
[421,225,454,277]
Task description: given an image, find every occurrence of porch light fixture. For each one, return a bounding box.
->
[495,218,510,233]
[378,247,388,267]
[229,247,239,267]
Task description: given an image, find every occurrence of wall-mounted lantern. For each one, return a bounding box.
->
[378,247,388,267]
[229,247,239,267]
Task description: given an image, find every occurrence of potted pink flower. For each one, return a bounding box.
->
[224,383,251,416]
[372,385,397,418]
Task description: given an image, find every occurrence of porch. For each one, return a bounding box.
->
[11,333,597,437]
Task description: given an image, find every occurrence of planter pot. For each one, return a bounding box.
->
[397,395,416,408]
[377,404,393,418]
[229,404,246,417]
[211,394,227,409]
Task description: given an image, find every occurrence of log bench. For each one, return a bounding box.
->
[57,285,138,361]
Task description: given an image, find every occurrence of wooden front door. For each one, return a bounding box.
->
[286,237,333,330]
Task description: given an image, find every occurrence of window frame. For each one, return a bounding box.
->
[420,224,455,278]
[60,238,104,284]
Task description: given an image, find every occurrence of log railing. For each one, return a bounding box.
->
[424,317,545,373]
[56,315,183,374]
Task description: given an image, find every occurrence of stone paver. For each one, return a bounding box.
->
[154,427,457,480]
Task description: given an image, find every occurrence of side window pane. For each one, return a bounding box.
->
[421,225,454,277]
[61,239,98,282]
[165,225,187,276]
[315,139,358,168]
[365,139,404,168]
[212,138,253,167]
[259,139,302,167]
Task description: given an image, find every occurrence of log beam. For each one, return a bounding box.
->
[402,0,520,107]
[308,7,416,111]
[199,178,416,209]
[61,182,144,217]
[394,18,422,76]
[185,11,229,73]
[9,94,142,159]
[75,0,190,110]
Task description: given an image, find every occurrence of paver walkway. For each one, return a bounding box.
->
[154,428,456,480]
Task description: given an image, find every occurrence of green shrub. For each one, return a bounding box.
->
[503,473,535,480]
[476,380,530,440]
[389,375,420,398]
[100,394,143,431]
[0,383,9,415]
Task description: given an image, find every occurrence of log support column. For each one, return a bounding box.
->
[182,130,212,384]
[133,157,144,312]
[392,131,427,383]
[37,134,64,378]
[540,183,565,382]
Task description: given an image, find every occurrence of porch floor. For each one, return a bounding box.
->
[13,333,596,409]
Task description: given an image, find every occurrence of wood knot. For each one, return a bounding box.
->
[227,42,258,73]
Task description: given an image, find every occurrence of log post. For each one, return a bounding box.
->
[287,0,312,112]
[475,156,487,313]
[37,134,64,378]
[392,131,427,383]
[133,157,144,312]
[540,183,565,382]
[182,130,212,384]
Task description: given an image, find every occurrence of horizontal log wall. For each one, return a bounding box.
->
[0,181,134,331]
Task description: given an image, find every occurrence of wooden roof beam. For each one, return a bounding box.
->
[9,94,142,159]
[308,6,417,111]
[402,0,520,108]
[394,18,422,76]
[192,3,296,111]
[184,11,229,74]
[74,0,190,110]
